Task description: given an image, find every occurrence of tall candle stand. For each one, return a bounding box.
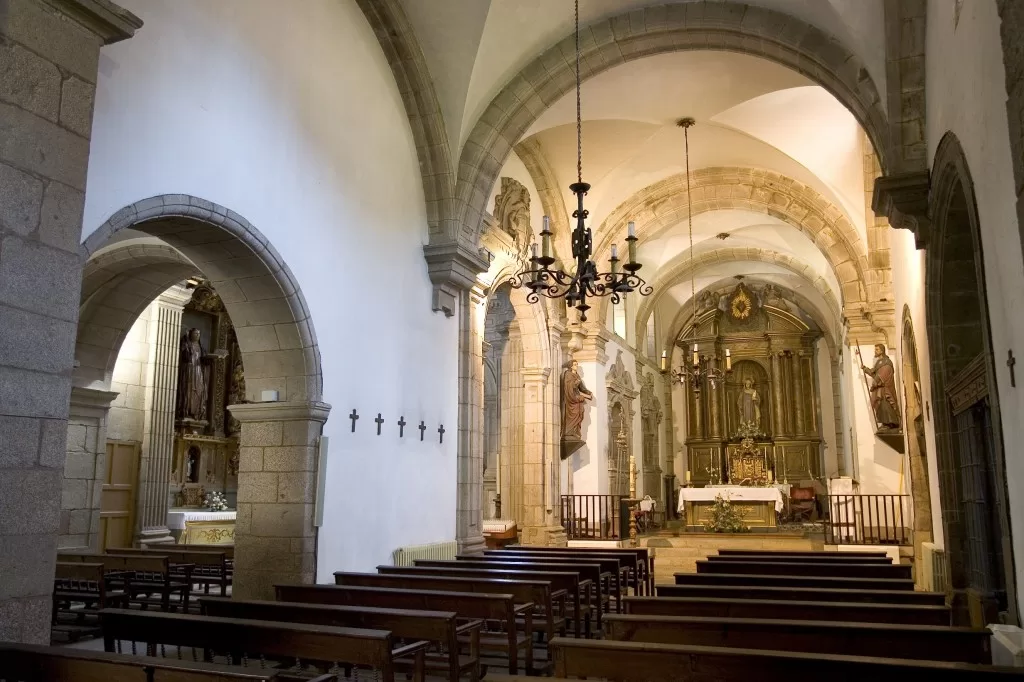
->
[628,452,638,548]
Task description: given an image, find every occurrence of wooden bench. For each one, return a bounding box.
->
[656,583,947,605]
[603,613,992,664]
[0,642,332,681]
[275,583,534,676]
[333,571,566,654]
[100,608,428,682]
[676,571,916,591]
[200,597,481,682]
[380,564,594,638]
[451,556,611,623]
[624,595,952,626]
[550,638,1024,681]
[113,547,231,597]
[52,562,129,623]
[717,548,889,559]
[509,546,654,595]
[708,553,895,565]
[696,559,913,580]
[57,553,190,612]
[471,553,624,611]
[486,549,637,599]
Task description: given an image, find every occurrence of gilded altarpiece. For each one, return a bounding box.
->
[682,281,823,486]
[639,371,663,504]
[171,284,244,507]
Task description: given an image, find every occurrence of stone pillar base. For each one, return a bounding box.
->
[458,534,486,555]
[519,525,568,547]
[138,527,175,546]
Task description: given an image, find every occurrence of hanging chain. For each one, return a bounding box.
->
[685,122,695,332]
[575,0,582,184]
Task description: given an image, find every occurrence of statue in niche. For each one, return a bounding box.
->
[176,328,227,422]
[561,359,593,441]
[736,377,762,432]
[761,283,786,308]
[861,344,901,430]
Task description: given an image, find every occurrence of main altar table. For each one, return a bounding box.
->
[167,508,236,544]
[678,486,784,529]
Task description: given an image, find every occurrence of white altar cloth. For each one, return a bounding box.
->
[167,508,236,531]
[678,486,784,513]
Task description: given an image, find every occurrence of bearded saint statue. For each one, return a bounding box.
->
[862,344,901,430]
[176,328,210,422]
[561,359,593,441]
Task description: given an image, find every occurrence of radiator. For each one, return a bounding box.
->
[921,542,949,592]
[390,541,458,566]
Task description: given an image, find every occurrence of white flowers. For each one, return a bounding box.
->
[205,491,229,511]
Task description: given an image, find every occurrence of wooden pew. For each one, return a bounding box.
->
[674,571,916,591]
[624,595,951,626]
[200,597,482,682]
[57,553,190,612]
[470,553,624,611]
[451,556,611,622]
[52,562,129,621]
[696,558,913,580]
[550,638,1024,681]
[486,549,637,599]
[113,547,231,596]
[708,554,895,565]
[333,571,565,656]
[100,608,427,682]
[275,583,534,676]
[0,642,331,681]
[717,548,889,559]
[603,613,992,664]
[382,563,593,638]
[508,545,654,595]
[656,583,947,605]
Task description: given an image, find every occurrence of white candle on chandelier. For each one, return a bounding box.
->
[628,221,635,238]
[611,243,618,260]
[660,349,667,372]
[627,221,637,263]
[725,348,732,370]
[531,243,538,260]
[542,216,552,258]
[692,344,699,366]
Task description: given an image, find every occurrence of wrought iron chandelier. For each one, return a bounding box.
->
[509,0,651,322]
[661,119,732,391]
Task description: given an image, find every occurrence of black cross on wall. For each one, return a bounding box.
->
[418,421,426,441]
[1009,350,1017,388]
[349,409,359,432]
[398,416,407,437]
[438,424,445,444]
[374,413,384,435]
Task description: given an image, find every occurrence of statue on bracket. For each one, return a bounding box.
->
[736,377,762,433]
[560,359,592,459]
[176,328,227,425]
[861,343,901,430]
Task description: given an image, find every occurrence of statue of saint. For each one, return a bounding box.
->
[176,328,210,422]
[862,344,901,430]
[736,377,761,430]
[561,359,593,441]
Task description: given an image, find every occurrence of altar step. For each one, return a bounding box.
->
[641,533,820,583]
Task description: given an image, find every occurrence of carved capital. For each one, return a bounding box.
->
[45,0,144,44]
[872,171,931,248]
[423,240,491,317]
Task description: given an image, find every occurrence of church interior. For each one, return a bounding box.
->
[4,0,1024,678]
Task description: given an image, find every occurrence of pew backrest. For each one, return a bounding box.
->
[656,583,947,605]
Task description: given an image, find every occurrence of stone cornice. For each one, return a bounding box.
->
[424,241,491,317]
[228,401,332,423]
[70,386,120,409]
[45,0,143,44]
[873,171,931,249]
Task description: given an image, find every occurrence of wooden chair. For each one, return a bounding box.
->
[789,486,818,522]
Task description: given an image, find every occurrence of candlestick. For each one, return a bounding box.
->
[531,243,538,260]
[660,350,667,372]
[725,348,732,370]
[686,470,691,482]
[611,243,618,260]
[541,215,552,259]
[692,344,699,366]
[628,221,636,238]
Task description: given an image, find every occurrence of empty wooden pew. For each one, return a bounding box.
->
[52,562,129,623]
[487,549,639,597]
[696,558,913,580]
[717,548,889,559]
[57,553,190,611]
[656,582,946,605]
[200,597,481,682]
[276,583,534,675]
[379,564,593,638]
[550,638,1023,681]
[470,553,624,610]
[675,570,916,591]
[0,643,328,681]
[508,546,654,594]
[113,547,231,597]
[100,608,427,682]
[707,553,895,565]
[603,613,991,663]
[624,595,951,626]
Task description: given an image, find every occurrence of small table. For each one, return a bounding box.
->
[677,486,784,530]
[166,508,236,544]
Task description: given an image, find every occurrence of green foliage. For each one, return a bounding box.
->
[702,494,750,533]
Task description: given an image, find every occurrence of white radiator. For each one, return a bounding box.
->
[390,541,458,566]
[921,542,949,592]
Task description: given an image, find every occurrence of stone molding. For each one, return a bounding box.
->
[69,386,119,414]
[227,401,332,424]
[424,241,491,317]
[873,171,931,248]
[46,0,143,44]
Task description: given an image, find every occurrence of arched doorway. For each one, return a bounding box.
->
[901,309,933,587]
[926,134,1017,626]
[74,196,326,599]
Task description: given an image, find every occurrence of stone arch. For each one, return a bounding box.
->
[925,132,1016,625]
[900,306,934,588]
[81,195,323,403]
[455,2,890,246]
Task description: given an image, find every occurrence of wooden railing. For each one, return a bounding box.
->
[825,494,912,546]
[560,495,625,540]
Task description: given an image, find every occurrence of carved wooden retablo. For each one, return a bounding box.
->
[728,437,767,485]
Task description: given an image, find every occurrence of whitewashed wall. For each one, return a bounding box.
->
[106,306,152,444]
[84,0,458,577]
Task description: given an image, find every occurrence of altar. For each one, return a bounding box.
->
[678,486,784,530]
[167,508,236,545]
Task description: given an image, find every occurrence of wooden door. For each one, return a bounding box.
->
[100,441,139,550]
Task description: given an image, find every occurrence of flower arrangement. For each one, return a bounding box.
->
[702,494,750,533]
[205,491,229,512]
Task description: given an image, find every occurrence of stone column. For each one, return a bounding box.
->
[708,377,722,439]
[693,383,705,440]
[62,388,119,551]
[456,287,486,555]
[228,401,331,599]
[770,351,785,436]
[792,351,806,437]
[520,367,550,544]
[500,328,523,523]
[136,286,190,545]
[0,0,140,643]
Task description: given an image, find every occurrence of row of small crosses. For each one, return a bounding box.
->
[348,409,445,443]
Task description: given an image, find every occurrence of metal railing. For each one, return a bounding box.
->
[560,494,625,540]
[825,494,911,545]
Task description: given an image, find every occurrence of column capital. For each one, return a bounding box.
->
[47,0,143,44]
[872,171,931,249]
[155,283,192,309]
[424,240,491,317]
[521,367,551,382]
[69,386,119,414]
[228,401,332,424]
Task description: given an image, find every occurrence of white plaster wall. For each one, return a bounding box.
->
[106,305,152,444]
[83,0,458,577]
[924,0,1024,582]
[569,358,602,495]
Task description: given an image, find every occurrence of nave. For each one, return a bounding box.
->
[3,544,1022,680]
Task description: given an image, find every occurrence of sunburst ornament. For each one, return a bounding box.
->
[730,287,753,320]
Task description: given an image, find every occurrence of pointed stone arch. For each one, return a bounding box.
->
[900,306,933,589]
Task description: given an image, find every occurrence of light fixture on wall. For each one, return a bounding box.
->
[660,118,732,391]
[509,0,651,322]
